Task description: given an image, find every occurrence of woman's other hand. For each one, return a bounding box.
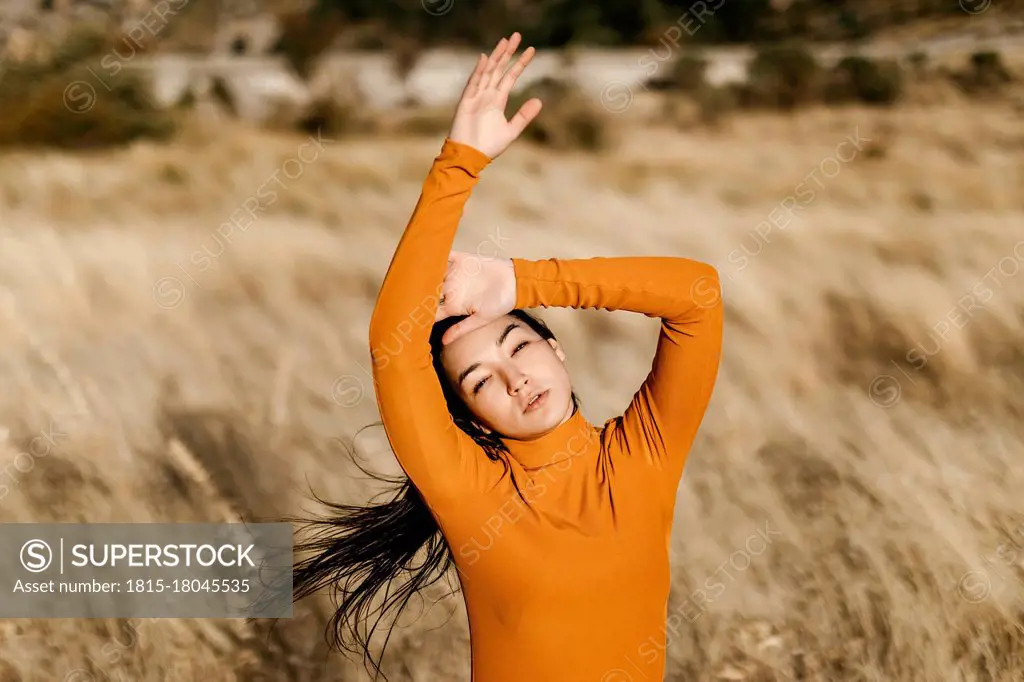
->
[448,32,541,159]
[435,251,517,345]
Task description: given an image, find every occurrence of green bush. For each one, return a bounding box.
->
[825,55,904,105]
[506,77,609,152]
[0,24,176,150]
[745,43,823,110]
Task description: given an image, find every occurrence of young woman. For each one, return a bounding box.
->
[292,32,723,682]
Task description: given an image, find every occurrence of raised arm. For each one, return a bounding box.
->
[368,140,492,501]
[367,33,542,504]
[512,256,724,494]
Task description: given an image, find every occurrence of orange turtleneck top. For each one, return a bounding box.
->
[368,139,723,682]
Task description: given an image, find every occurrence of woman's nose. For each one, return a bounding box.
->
[508,373,529,394]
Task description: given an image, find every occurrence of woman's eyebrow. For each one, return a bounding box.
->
[497,322,519,346]
[457,362,482,387]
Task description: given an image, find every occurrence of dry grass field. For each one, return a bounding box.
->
[0,71,1023,681]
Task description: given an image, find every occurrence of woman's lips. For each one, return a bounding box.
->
[524,390,549,413]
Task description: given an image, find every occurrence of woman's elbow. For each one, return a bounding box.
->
[687,263,722,311]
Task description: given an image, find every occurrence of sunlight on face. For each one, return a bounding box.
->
[440,315,574,440]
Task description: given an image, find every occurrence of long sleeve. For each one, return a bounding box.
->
[511,256,723,495]
[368,138,493,505]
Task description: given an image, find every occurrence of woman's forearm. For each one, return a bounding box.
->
[368,139,491,364]
[511,255,723,496]
[365,139,492,500]
[511,256,721,324]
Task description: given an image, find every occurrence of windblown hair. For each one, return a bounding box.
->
[287,309,579,680]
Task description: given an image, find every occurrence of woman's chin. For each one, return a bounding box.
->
[492,392,572,440]
[523,394,570,431]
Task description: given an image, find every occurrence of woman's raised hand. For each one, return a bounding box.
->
[435,251,517,345]
[448,32,541,159]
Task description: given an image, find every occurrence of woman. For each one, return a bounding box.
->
[292,32,723,681]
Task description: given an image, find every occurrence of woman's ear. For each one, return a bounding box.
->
[547,338,566,362]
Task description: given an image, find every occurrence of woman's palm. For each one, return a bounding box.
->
[448,33,542,159]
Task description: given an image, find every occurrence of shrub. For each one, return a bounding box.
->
[666,83,738,129]
[695,85,739,126]
[272,9,345,81]
[0,24,176,150]
[209,76,238,117]
[971,51,1011,78]
[506,77,610,152]
[292,68,373,137]
[906,50,929,72]
[48,23,117,71]
[295,95,360,137]
[668,53,709,93]
[391,36,424,83]
[394,107,453,137]
[745,43,823,110]
[952,50,1014,94]
[726,81,759,109]
[825,55,904,105]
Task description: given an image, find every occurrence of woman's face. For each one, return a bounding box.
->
[440,314,573,439]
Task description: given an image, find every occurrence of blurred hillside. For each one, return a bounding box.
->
[300,0,1024,47]
[1,0,1022,145]
[1,0,1022,128]
[2,0,1024,63]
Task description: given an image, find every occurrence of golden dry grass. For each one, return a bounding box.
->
[0,91,1023,681]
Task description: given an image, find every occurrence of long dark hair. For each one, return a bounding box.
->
[290,309,579,679]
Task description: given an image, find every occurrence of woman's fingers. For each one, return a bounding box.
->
[435,253,469,322]
[508,97,543,139]
[497,45,535,95]
[448,250,468,272]
[460,40,503,105]
[481,34,519,93]
[482,38,508,85]
[435,281,461,321]
[458,33,529,108]
[489,36,509,62]
[460,53,486,101]
[442,313,492,346]
[486,33,520,91]
[435,299,457,322]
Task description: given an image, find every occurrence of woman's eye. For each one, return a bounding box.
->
[472,376,489,394]
[512,341,529,354]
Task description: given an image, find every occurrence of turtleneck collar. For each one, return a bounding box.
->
[501,407,598,470]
